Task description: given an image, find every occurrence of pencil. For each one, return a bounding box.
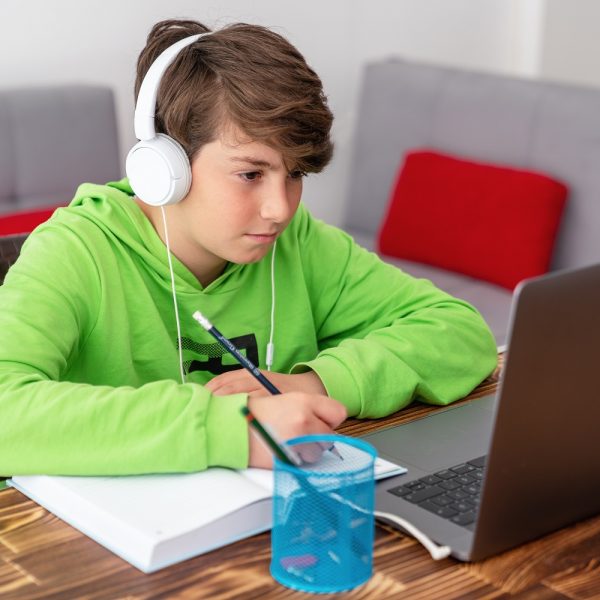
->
[240,405,303,466]
[192,310,343,461]
[192,311,279,395]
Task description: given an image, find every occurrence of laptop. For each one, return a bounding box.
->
[361,263,600,561]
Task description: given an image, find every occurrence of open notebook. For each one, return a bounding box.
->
[9,457,405,573]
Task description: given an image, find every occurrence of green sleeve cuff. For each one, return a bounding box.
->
[291,355,361,417]
[205,393,249,469]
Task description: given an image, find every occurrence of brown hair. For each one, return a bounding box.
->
[135,19,333,173]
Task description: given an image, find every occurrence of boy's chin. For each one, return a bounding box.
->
[229,248,272,265]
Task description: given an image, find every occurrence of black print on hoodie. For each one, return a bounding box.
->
[181,333,259,375]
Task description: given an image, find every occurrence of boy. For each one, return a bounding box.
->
[0,19,496,475]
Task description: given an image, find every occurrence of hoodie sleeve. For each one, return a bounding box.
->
[0,229,248,476]
[291,209,498,418]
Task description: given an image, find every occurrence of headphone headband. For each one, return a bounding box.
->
[127,30,212,206]
[134,32,212,141]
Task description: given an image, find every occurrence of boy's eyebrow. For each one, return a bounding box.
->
[229,156,274,168]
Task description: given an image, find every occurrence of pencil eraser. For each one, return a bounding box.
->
[192,311,212,330]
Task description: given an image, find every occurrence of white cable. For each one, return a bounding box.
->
[160,206,186,384]
[374,511,452,560]
[319,493,451,561]
[266,240,277,371]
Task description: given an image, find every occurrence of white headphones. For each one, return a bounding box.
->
[126,32,211,207]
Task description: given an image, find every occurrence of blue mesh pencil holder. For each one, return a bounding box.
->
[270,434,377,594]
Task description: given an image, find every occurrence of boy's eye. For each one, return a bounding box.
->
[289,170,307,180]
[240,171,262,182]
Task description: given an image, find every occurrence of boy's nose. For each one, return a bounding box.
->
[260,182,293,223]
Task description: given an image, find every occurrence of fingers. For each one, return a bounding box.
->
[246,393,347,467]
[205,371,261,396]
[207,370,328,398]
[283,399,344,464]
[248,392,346,433]
[293,440,326,464]
[308,395,347,429]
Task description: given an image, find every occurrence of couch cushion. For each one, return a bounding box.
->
[0,206,58,236]
[377,150,568,290]
[345,58,600,272]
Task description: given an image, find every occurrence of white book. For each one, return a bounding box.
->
[9,457,405,573]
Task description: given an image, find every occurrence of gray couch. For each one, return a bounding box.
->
[343,58,600,346]
[0,85,121,213]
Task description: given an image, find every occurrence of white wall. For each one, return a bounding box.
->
[538,0,600,89]
[0,0,543,225]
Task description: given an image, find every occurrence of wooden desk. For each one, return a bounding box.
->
[2,363,600,599]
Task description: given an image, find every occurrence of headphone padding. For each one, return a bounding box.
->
[126,134,192,206]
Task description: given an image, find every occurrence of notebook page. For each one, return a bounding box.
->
[242,456,406,492]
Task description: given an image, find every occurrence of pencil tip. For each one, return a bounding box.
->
[330,446,344,460]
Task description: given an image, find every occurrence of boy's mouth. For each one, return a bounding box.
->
[245,232,279,243]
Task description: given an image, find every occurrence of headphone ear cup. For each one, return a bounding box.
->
[126,134,192,206]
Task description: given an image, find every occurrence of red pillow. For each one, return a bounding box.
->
[377,150,568,290]
[0,206,59,236]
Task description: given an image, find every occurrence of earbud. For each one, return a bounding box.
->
[126,32,211,206]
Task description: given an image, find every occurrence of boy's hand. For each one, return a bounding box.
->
[205,369,327,398]
[246,393,347,469]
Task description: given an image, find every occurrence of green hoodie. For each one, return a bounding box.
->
[0,180,497,475]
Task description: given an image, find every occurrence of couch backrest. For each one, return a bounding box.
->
[0,85,121,213]
[344,58,600,271]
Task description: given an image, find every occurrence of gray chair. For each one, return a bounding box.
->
[0,85,121,213]
[343,58,600,345]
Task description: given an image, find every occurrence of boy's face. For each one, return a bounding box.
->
[170,127,304,283]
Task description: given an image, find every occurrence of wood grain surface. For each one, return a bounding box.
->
[2,355,600,599]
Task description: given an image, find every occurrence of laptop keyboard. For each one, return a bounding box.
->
[387,456,486,530]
